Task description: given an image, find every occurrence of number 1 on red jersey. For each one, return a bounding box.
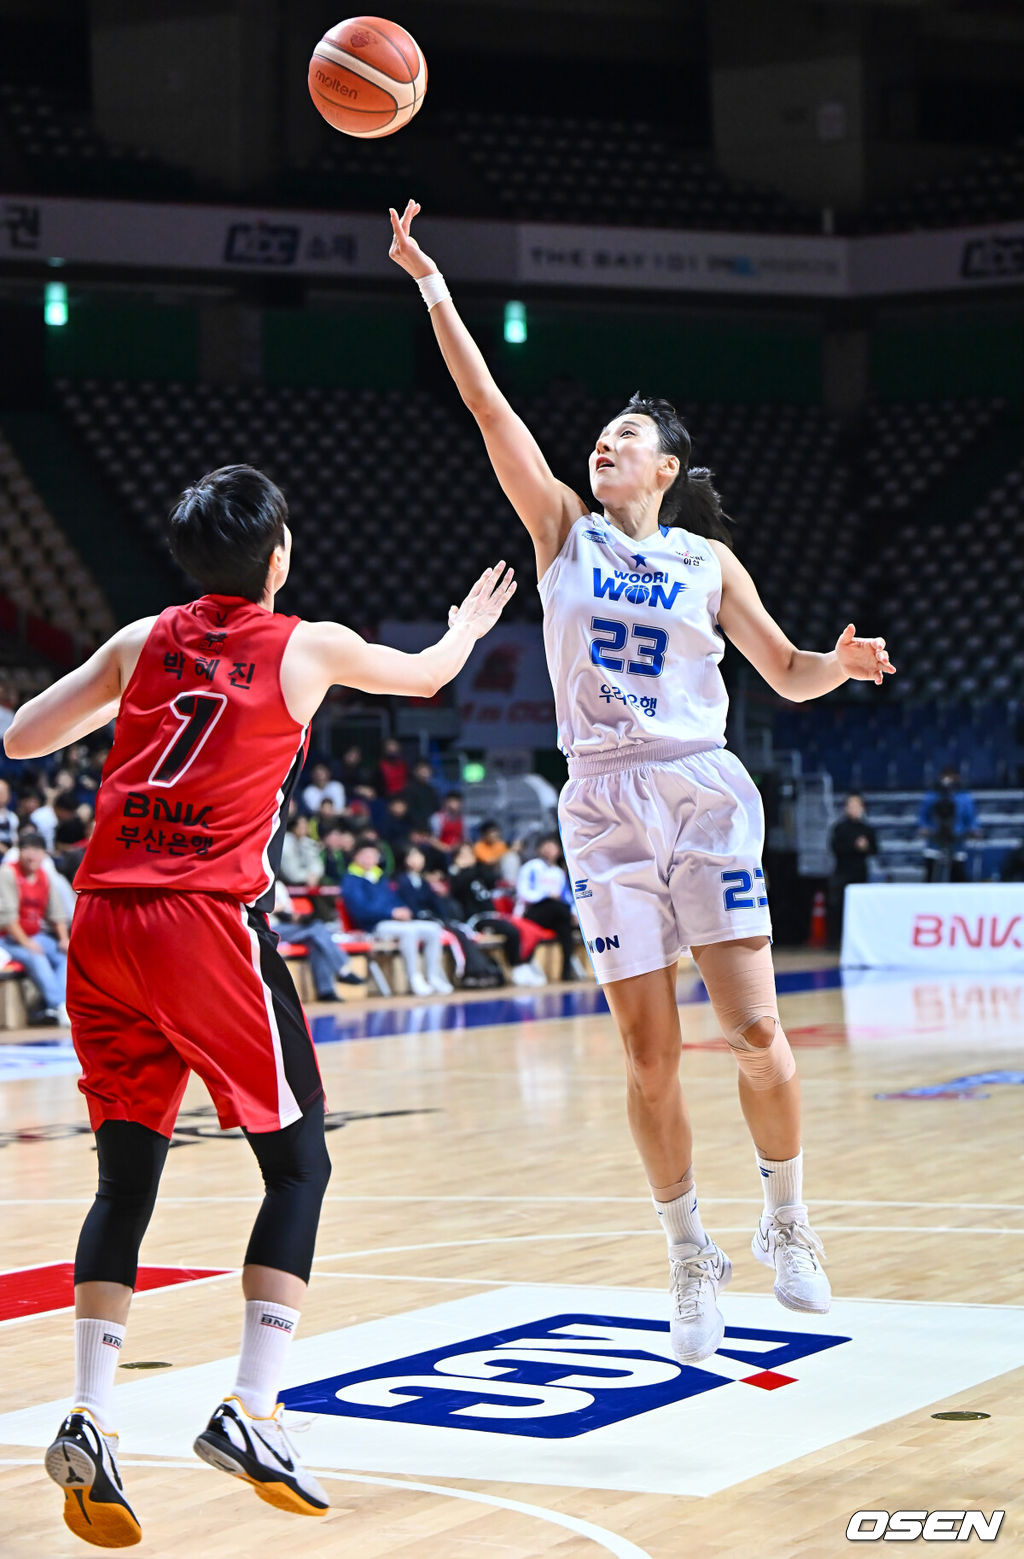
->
[149,692,228,787]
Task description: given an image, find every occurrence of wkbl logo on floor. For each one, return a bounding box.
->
[281,1312,850,1439]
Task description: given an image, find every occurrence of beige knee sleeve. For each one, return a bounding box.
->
[691,937,797,1091]
[727,1017,796,1090]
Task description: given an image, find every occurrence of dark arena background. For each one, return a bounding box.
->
[1,2,1022,1556]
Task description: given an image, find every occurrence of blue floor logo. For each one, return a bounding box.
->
[877,1070,1024,1100]
[281,1312,850,1439]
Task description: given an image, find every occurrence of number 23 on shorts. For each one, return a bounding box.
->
[721,867,768,911]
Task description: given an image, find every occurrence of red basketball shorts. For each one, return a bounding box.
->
[68,889,325,1137]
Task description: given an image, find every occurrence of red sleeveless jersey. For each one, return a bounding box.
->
[77,596,310,909]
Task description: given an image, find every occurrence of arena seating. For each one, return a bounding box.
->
[0,82,194,198]
[438,111,818,231]
[774,701,1021,792]
[52,378,852,643]
[0,429,114,648]
[861,139,1024,232]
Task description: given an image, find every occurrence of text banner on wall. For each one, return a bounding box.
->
[841,884,1024,972]
[516,223,848,296]
[380,620,554,751]
[6,194,1024,298]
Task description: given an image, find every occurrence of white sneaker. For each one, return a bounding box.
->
[56,1003,71,1028]
[428,975,454,995]
[667,1240,732,1363]
[752,1206,831,1313]
[193,1396,329,1517]
[525,961,547,985]
[510,963,536,986]
[408,972,433,997]
[45,1407,142,1547]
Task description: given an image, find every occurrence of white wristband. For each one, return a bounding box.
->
[417,272,451,311]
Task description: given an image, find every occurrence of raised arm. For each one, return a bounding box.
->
[3,617,156,759]
[281,563,516,726]
[388,200,587,576]
[712,541,894,703]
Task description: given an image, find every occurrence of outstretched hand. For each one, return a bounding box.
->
[388,199,437,280]
[835,623,895,685]
[447,563,516,640]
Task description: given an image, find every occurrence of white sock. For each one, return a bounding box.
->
[756,1150,806,1218]
[73,1318,125,1433]
[652,1169,709,1250]
[232,1300,300,1419]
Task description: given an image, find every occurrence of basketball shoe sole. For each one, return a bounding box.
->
[44,1410,141,1549]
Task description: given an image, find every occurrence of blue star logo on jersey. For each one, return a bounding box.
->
[631,552,648,567]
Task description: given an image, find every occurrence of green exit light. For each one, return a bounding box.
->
[503,300,526,345]
[462,761,486,783]
[44,281,68,327]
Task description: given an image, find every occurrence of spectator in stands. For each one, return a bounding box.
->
[473,820,509,880]
[403,758,441,832]
[396,844,502,988]
[516,835,578,981]
[321,822,356,886]
[29,786,60,852]
[342,837,450,997]
[379,794,412,857]
[918,766,977,883]
[53,815,89,885]
[828,793,878,944]
[407,825,448,875]
[0,778,18,853]
[435,791,465,852]
[311,796,340,842]
[0,682,15,741]
[336,744,372,798]
[269,881,362,998]
[302,761,345,816]
[0,830,69,1025]
[448,841,542,985]
[376,737,409,798]
[75,743,111,802]
[279,814,324,891]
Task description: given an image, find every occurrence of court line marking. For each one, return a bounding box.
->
[310,1225,1024,1265]
[0,1457,653,1557]
[2,1195,1023,1211]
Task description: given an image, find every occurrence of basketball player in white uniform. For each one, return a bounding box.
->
[389,201,894,1361]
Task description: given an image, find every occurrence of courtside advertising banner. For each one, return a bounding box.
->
[5,194,1024,297]
[841,883,1024,971]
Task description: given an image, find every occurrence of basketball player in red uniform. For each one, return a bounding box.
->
[4,464,515,1547]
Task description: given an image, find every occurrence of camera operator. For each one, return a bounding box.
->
[917,767,977,883]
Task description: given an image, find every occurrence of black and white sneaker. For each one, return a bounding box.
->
[44,1408,141,1548]
[193,1396,329,1517]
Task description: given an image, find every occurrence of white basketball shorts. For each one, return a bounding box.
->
[558,740,772,984]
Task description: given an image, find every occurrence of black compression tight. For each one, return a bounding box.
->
[243,1104,332,1283]
[74,1120,170,1289]
[74,1106,331,1290]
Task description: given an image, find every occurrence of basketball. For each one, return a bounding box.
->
[624,583,650,604]
[307,16,426,138]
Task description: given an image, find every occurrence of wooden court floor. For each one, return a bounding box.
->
[1,951,1021,1557]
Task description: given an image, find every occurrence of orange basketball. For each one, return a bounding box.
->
[307,16,427,139]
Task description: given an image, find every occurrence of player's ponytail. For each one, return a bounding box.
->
[663,465,733,547]
[615,393,734,548]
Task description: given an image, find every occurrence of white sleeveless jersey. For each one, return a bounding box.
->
[537,515,728,760]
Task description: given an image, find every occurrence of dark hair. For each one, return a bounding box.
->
[17,830,47,851]
[353,833,380,855]
[167,464,288,601]
[611,394,733,547]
